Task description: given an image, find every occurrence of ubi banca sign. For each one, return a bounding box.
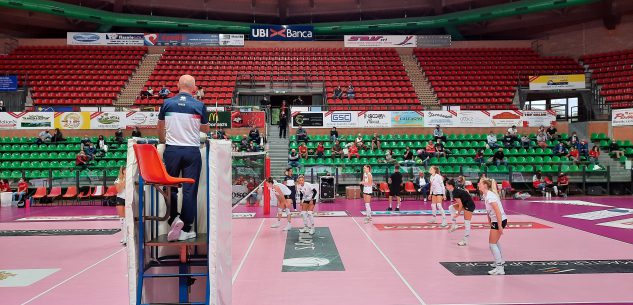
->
[250,25,314,41]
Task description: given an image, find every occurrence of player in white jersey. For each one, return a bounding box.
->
[361,165,374,223]
[479,178,508,275]
[268,177,293,231]
[427,166,447,227]
[296,175,318,235]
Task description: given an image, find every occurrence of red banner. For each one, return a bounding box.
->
[231,111,265,128]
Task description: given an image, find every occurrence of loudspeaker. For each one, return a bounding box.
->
[319,176,335,201]
[587,186,606,196]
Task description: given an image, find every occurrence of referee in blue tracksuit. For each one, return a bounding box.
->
[158,75,210,242]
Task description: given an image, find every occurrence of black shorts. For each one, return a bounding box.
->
[491,219,507,230]
[389,189,401,196]
[303,200,314,204]
[116,197,125,206]
[363,191,372,195]
[431,194,443,197]
[463,203,476,212]
[284,195,291,199]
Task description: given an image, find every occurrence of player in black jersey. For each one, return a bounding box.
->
[446,179,476,246]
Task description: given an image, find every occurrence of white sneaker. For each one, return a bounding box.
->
[364,217,372,223]
[283,223,292,231]
[299,226,309,233]
[178,230,197,241]
[457,239,468,246]
[270,222,281,228]
[440,220,448,228]
[428,218,436,223]
[423,198,427,202]
[167,217,184,242]
[449,224,458,232]
[309,227,315,235]
[488,266,505,275]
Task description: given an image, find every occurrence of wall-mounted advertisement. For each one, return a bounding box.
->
[250,25,314,41]
[529,74,585,91]
[344,35,416,48]
[521,110,557,127]
[125,111,159,129]
[358,111,391,128]
[490,110,523,127]
[67,32,145,46]
[219,34,245,46]
[391,111,424,127]
[612,108,633,126]
[324,111,358,128]
[90,112,126,129]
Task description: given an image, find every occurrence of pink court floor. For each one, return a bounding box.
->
[2,196,633,305]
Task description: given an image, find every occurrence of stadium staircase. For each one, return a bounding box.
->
[400,54,440,110]
[266,124,291,180]
[116,51,163,106]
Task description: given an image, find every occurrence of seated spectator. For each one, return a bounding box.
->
[567,146,580,164]
[333,86,343,99]
[503,132,515,148]
[553,142,568,156]
[493,148,508,166]
[196,87,204,100]
[293,96,304,105]
[507,125,518,140]
[536,132,549,149]
[12,178,28,204]
[131,127,142,138]
[115,128,124,144]
[568,132,579,147]
[36,129,52,145]
[0,100,5,112]
[84,142,97,161]
[589,145,600,164]
[520,135,531,149]
[216,127,228,140]
[354,133,368,150]
[532,171,546,192]
[0,179,9,192]
[547,123,558,140]
[240,135,249,151]
[232,143,239,152]
[474,149,485,165]
[425,140,435,156]
[298,143,309,159]
[557,172,569,197]
[296,126,308,143]
[402,146,414,166]
[52,128,65,142]
[158,85,171,98]
[433,125,447,142]
[609,140,625,159]
[330,127,339,142]
[141,86,154,98]
[248,142,260,152]
[331,140,344,158]
[544,175,559,196]
[486,131,499,149]
[249,127,261,144]
[384,149,399,165]
[435,142,447,158]
[538,126,548,139]
[80,134,91,150]
[347,84,355,99]
[578,140,589,157]
[416,149,430,166]
[414,171,430,201]
[371,133,381,151]
[288,149,300,168]
[347,142,360,159]
[315,142,325,158]
[96,135,108,157]
[76,150,89,170]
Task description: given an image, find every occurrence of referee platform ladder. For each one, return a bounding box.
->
[133,144,210,305]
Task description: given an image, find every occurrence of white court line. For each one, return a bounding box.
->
[232,218,265,284]
[21,247,126,305]
[351,217,427,305]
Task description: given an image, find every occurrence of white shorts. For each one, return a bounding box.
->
[363,186,373,195]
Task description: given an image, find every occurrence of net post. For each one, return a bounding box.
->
[263,156,271,215]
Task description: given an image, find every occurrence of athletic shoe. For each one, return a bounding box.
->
[423,198,427,202]
[440,220,448,228]
[394,208,400,212]
[457,239,468,246]
[449,224,458,232]
[364,217,372,223]
[309,227,315,235]
[386,207,393,211]
[428,218,436,223]
[488,266,505,275]
[270,222,281,228]
[283,223,292,231]
[299,226,309,233]
[178,230,197,241]
[167,216,184,242]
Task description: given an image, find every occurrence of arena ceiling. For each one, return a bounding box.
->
[0,0,631,39]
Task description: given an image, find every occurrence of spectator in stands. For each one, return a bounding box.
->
[260,96,271,122]
[433,125,446,142]
[0,179,9,192]
[507,125,518,140]
[578,140,589,157]
[333,86,343,99]
[544,175,559,196]
[347,84,355,99]
[240,135,249,151]
[51,128,65,143]
[609,139,625,159]
[76,150,89,170]
[96,135,108,157]
[132,127,142,138]
[216,127,228,140]
[36,129,52,145]
[568,132,579,147]
[532,171,546,192]
[557,172,569,197]
[0,100,5,112]
[553,142,568,157]
[141,86,154,98]
[196,87,204,101]
[383,149,398,165]
[414,149,429,166]
[347,142,360,159]
[520,134,531,149]
[115,128,124,144]
[538,126,548,139]
[547,123,558,140]
[355,133,368,150]
[249,127,261,144]
[330,127,339,142]
[315,142,325,158]
[298,143,309,159]
[435,141,447,158]
[158,85,171,98]
[371,133,381,151]
[414,171,429,202]
[536,131,549,149]
[232,143,239,152]
[487,131,498,149]
[293,96,304,105]
[12,178,28,204]
[331,140,344,158]
[503,132,515,148]
[288,149,300,168]
[589,145,600,164]
[425,140,436,156]
[248,141,260,152]
[80,135,91,150]
[567,146,580,164]
[296,126,309,143]
[403,146,414,166]
[278,113,287,139]
[474,149,485,165]
[84,142,97,161]
[493,148,507,166]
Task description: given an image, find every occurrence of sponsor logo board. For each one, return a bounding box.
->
[250,25,314,41]
[612,108,633,127]
[529,74,585,91]
[0,269,60,287]
[374,222,550,230]
[67,32,145,46]
[283,227,344,272]
[344,35,417,48]
[441,259,633,276]
[564,208,633,220]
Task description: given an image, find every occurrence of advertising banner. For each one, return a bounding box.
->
[529,74,585,91]
[0,75,18,91]
[16,112,54,129]
[144,33,219,46]
[219,34,245,46]
[208,111,232,128]
[521,110,557,127]
[457,111,493,127]
[66,32,145,46]
[490,110,523,127]
[125,111,159,129]
[391,111,424,127]
[291,112,324,128]
[231,111,265,128]
[250,25,314,41]
[344,35,416,48]
[358,111,391,128]
[324,111,358,128]
[612,108,633,126]
[417,35,452,47]
[0,112,18,129]
[54,112,91,129]
[424,110,459,127]
[89,112,126,129]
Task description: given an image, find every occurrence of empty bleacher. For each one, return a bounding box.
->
[580,49,633,109]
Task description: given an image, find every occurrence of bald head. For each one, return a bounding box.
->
[178,75,196,94]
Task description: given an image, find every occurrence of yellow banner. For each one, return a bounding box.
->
[54,112,92,129]
[529,74,585,90]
